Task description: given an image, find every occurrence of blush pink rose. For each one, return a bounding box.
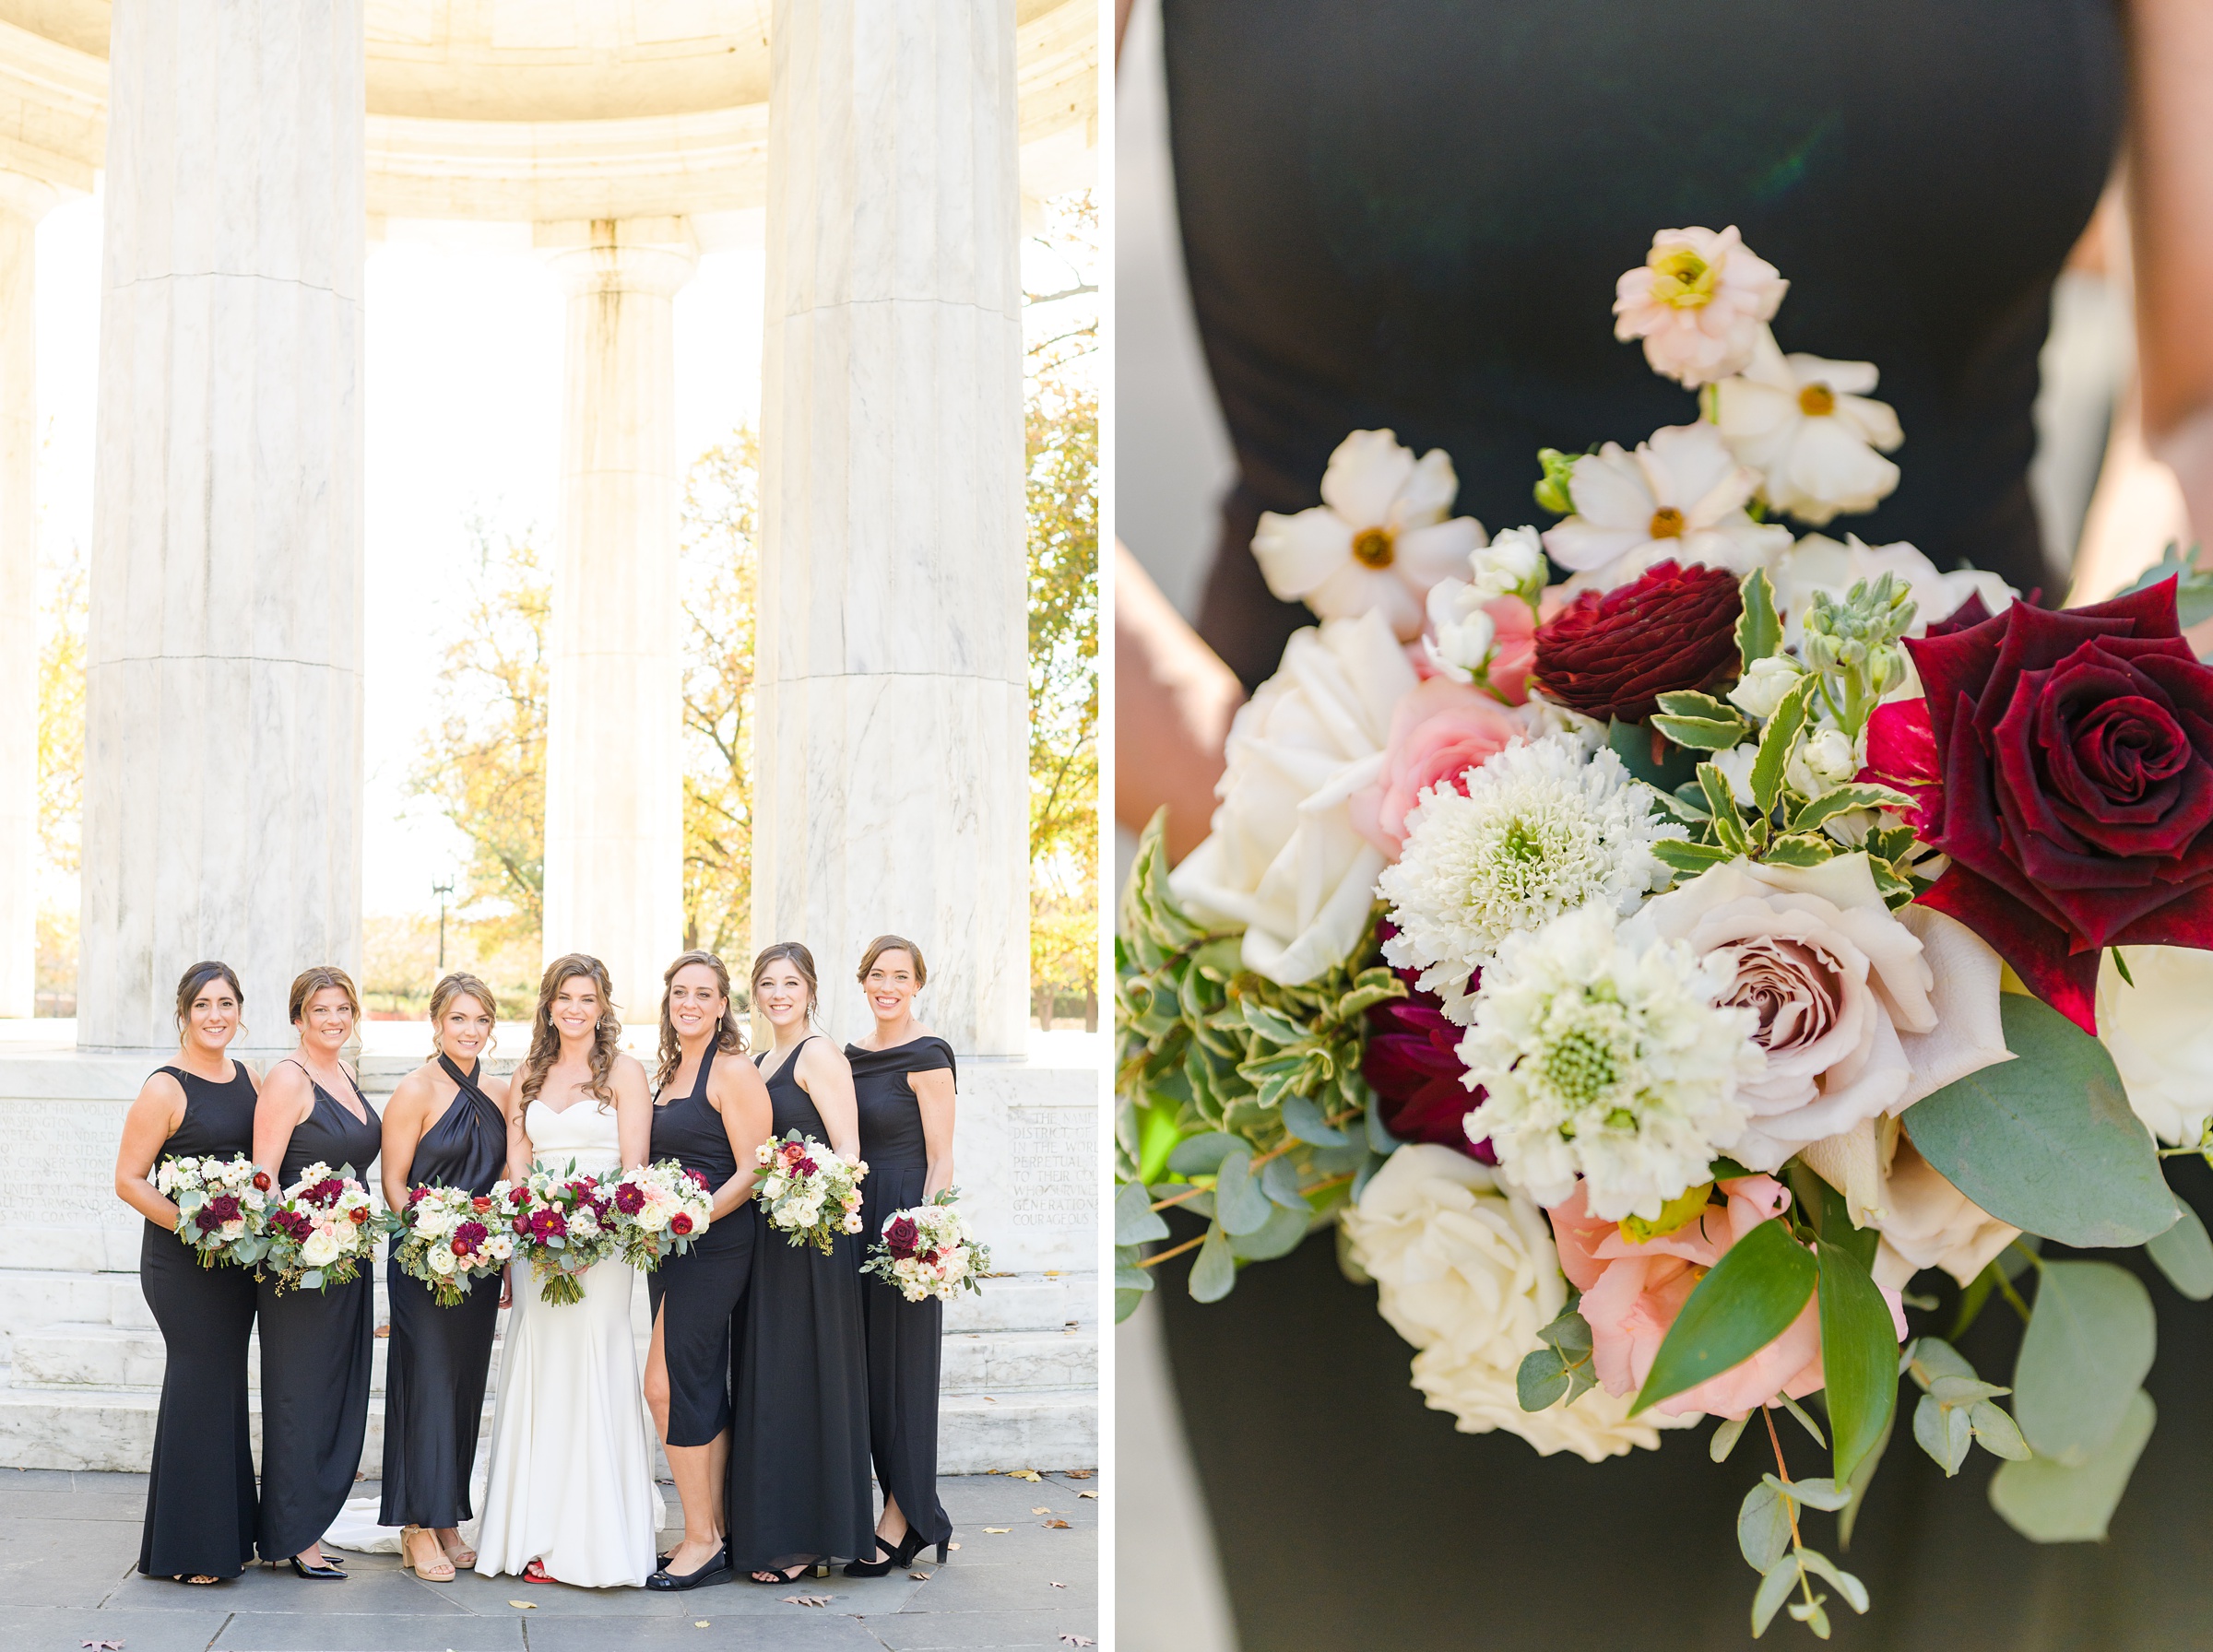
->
[1349,677,1529,858]
[1551,1175,1905,1421]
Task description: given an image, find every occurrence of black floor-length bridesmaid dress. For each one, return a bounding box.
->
[137,1062,261,1580]
[255,1067,382,1562]
[725,1036,873,1572]
[846,1036,956,1551]
[378,1055,505,1531]
[647,1044,756,1449]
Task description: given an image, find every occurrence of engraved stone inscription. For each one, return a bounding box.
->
[0,1102,134,1222]
[1007,1106,1096,1228]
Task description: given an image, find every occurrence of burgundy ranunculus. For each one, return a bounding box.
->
[471,1196,492,1212]
[613,1182,645,1215]
[1361,923,1496,1162]
[670,1212,693,1236]
[1903,577,2213,1031]
[885,1215,921,1257]
[251,1170,272,1192]
[1532,559,1744,723]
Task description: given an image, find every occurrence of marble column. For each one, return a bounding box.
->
[0,177,61,1021]
[754,0,1030,1054]
[77,1,366,1053]
[539,221,695,1025]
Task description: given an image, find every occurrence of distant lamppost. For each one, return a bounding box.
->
[432,879,455,974]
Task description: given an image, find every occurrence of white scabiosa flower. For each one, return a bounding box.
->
[1612,226,1788,388]
[1541,423,1792,589]
[1713,332,1903,525]
[1251,430,1485,641]
[1378,734,1675,1011]
[1456,906,1765,1222]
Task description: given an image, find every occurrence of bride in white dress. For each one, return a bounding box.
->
[475,954,662,1587]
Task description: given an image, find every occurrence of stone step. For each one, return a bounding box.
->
[0,1364,1096,1477]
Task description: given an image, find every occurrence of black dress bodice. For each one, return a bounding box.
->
[276,1062,382,1186]
[652,1043,740,1188]
[758,1037,832,1142]
[1163,0,2126,688]
[404,1056,506,1197]
[156,1062,257,1164]
[845,1036,955,1176]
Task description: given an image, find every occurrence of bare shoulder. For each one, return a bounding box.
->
[386,1066,437,1110]
[799,1037,853,1080]
[609,1050,651,1096]
[481,1070,514,1107]
[711,1046,769,1102]
[132,1068,187,1119]
[259,1059,310,1102]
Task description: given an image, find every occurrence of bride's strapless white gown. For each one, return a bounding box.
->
[474,1098,661,1587]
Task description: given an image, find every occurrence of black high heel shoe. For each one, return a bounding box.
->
[843,1526,931,1577]
[284,1554,347,1579]
[647,1544,733,1591]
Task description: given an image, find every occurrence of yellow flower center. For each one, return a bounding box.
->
[1352,525,1396,569]
[1648,248,1719,310]
[1798,383,1837,417]
[1648,506,1686,539]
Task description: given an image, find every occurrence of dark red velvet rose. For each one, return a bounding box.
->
[885,1214,921,1257]
[1362,925,1495,1162]
[1532,559,1744,723]
[1902,577,2213,1030]
[207,1193,241,1223]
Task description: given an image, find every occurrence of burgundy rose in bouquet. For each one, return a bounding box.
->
[884,1213,922,1257]
[1532,559,1743,723]
[1899,578,2213,1030]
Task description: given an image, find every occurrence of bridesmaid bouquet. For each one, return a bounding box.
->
[753,1130,868,1256]
[1117,225,2213,1638]
[386,1184,516,1308]
[498,1162,619,1305]
[153,1153,271,1268]
[605,1159,716,1270]
[261,1162,379,1294]
[864,1189,990,1303]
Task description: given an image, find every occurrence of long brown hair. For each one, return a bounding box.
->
[655,950,746,1092]
[517,954,621,1110]
[428,971,498,1060]
[750,941,821,1025]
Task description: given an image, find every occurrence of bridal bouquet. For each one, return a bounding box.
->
[605,1159,716,1270]
[499,1162,619,1305]
[387,1184,515,1308]
[261,1162,379,1294]
[864,1189,990,1303]
[754,1131,867,1256]
[1117,226,2213,1638]
[154,1154,271,1268]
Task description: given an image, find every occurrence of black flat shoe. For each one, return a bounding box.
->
[285,1556,347,1579]
[647,1549,732,1592]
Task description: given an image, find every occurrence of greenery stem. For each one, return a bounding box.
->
[1136,1233,1206,1270]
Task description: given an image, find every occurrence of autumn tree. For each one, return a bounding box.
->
[36,539,86,1011]
[678,429,760,961]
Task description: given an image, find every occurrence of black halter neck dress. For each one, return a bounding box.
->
[378,1055,507,1531]
[136,1060,261,1580]
[647,1042,757,1447]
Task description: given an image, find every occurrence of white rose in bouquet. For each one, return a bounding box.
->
[428,1245,458,1275]
[301,1228,341,1268]
[2098,946,2213,1146]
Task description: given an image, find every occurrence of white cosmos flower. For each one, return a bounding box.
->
[1173,609,1416,985]
[1714,331,1903,525]
[2098,946,2213,1146]
[1542,422,1791,589]
[1613,226,1789,388]
[1252,430,1485,641]
[1771,534,2015,643]
[1341,1145,1669,1460]
[1379,734,1675,1016]
[1457,905,1766,1222]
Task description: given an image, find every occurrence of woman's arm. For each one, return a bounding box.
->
[379,1070,432,1211]
[707,1056,775,1221]
[251,1061,314,1184]
[912,1068,957,1201]
[113,1073,186,1229]
[503,1083,534,1183]
[798,1042,862,1162]
[612,1055,653,1171]
[1115,544,1244,863]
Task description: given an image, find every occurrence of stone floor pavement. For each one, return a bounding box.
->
[0,1467,1098,1651]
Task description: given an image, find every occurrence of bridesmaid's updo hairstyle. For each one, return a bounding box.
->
[173,961,243,1033]
[655,950,746,1093]
[856,934,928,987]
[428,971,498,1058]
[750,941,820,1024]
[518,953,622,1111]
[287,964,361,1026]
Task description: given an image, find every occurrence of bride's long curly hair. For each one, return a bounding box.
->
[516,953,622,1112]
[654,949,746,1094]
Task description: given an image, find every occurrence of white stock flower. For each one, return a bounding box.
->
[2098,946,2213,1146]
[1786,726,1860,797]
[1470,525,1547,602]
[1457,906,1765,1222]
[1172,610,1416,985]
[1726,655,1805,720]
[1771,534,2016,643]
[1541,423,1791,589]
[1422,577,1497,682]
[1342,1145,1668,1461]
[1252,431,1485,641]
[1612,226,1788,388]
[1377,734,1675,1010]
[1714,332,1903,525]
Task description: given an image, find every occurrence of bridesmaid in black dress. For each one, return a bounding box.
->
[376,972,510,1583]
[252,966,382,1580]
[641,950,774,1591]
[727,941,874,1585]
[112,961,261,1585]
[842,936,957,1575]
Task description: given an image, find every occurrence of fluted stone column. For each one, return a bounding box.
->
[539,221,696,1022]
[0,176,62,1021]
[755,0,1030,1053]
[78,1,366,1053]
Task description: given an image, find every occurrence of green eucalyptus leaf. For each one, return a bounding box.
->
[1989,1388,2157,1542]
[1188,1221,1237,1303]
[1777,1393,1828,1449]
[1115,1287,1147,1323]
[1969,1399,2033,1461]
[1737,1480,1792,1575]
[1518,1346,1571,1412]
[1771,1475,1852,1513]
[1167,1131,1239,1177]
[2146,1198,2213,1301]
[1228,1200,1311,1260]
[1817,1240,1899,1485]
[1280,1092,1349,1147]
[1902,1335,1978,1387]
[1637,1220,1817,1412]
[1710,1413,1749,1463]
[1913,1392,1974,1476]
[1366,1100,1402,1158]
[1213,1150,1273,1237]
[1114,1179,1170,1246]
[1797,1549,1869,1614]
[1751,1557,1799,1636]
[1905,995,2178,1247]
[1739,567,1782,669]
[1260,1154,1310,1211]
[2013,1259,2156,1465]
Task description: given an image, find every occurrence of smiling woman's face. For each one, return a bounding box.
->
[863,950,919,1023]
[439,993,493,1061]
[185,982,240,1053]
[300,985,355,1053]
[755,962,811,1029]
[668,963,726,1039]
[550,975,601,1040]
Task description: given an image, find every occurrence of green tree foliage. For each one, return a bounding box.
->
[678,429,760,962]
